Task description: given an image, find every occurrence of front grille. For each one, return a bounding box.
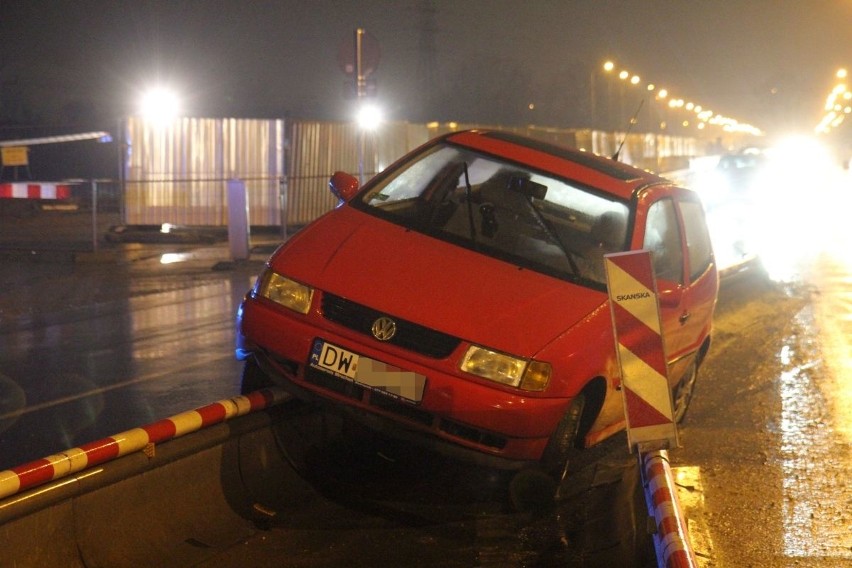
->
[322,293,461,359]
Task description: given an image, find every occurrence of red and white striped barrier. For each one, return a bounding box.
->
[0,387,288,501]
[605,250,679,451]
[0,183,71,200]
[642,450,698,568]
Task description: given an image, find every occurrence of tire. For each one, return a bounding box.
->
[539,394,586,483]
[672,360,698,423]
[240,357,274,395]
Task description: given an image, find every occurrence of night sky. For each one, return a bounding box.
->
[1,1,851,140]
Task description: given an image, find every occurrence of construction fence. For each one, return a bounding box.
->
[121,117,703,230]
[0,117,709,253]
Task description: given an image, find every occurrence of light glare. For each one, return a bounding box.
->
[357,104,382,130]
[139,87,180,124]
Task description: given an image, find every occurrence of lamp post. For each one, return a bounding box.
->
[357,103,382,184]
[602,61,615,130]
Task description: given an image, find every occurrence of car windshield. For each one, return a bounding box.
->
[355,143,630,287]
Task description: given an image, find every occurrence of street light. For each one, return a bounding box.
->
[138,86,180,125]
[357,103,382,130]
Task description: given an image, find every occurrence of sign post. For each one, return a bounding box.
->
[604,250,678,452]
[606,250,698,566]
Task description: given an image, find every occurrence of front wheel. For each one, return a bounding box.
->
[539,394,586,483]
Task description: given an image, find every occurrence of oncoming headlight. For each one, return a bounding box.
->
[460,345,552,391]
[257,270,314,314]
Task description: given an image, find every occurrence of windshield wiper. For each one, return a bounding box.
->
[520,193,582,278]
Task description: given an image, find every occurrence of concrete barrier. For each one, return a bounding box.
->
[0,388,314,567]
[641,450,698,568]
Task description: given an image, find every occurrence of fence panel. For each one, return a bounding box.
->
[123,117,284,226]
[285,121,429,227]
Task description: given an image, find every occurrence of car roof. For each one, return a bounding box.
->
[444,129,669,201]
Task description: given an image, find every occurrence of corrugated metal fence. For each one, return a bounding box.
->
[124,117,284,226]
[123,117,699,229]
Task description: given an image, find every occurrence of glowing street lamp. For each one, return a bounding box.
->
[357,103,382,130]
[138,86,180,125]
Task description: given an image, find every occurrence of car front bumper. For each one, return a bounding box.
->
[237,296,571,468]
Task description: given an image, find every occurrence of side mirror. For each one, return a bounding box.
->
[329,171,360,204]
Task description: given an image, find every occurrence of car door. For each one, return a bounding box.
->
[673,193,717,363]
[637,188,716,383]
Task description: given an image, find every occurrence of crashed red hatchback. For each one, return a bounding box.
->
[236,130,718,478]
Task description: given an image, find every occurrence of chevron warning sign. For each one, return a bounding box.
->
[604,250,679,452]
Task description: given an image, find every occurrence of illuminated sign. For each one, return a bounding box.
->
[1,146,28,167]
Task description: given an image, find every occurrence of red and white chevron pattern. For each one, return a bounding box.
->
[605,250,678,450]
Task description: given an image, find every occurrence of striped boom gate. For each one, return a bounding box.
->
[0,182,71,200]
[604,251,697,568]
[0,388,318,568]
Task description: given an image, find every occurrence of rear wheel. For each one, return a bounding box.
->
[672,361,698,423]
[539,394,586,483]
[240,357,274,395]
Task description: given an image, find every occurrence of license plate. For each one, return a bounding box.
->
[309,339,426,402]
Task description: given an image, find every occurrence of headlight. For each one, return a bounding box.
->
[257,270,314,314]
[460,345,551,391]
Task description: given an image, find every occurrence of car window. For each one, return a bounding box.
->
[679,200,713,281]
[643,198,683,284]
[356,142,630,287]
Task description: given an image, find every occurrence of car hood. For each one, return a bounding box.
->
[273,207,607,357]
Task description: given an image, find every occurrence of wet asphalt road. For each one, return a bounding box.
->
[0,170,851,565]
[0,241,260,469]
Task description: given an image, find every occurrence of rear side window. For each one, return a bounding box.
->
[643,199,683,284]
[680,200,713,280]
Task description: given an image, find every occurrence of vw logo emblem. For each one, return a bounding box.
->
[371,316,397,341]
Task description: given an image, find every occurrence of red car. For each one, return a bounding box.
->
[236,130,718,479]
